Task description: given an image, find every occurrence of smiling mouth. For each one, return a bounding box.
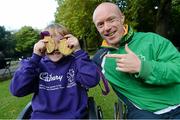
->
[104,32,116,40]
[104,31,115,37]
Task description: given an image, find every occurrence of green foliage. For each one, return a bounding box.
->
[172,0,180,31]
[170,0,180,46]
[122,0,180,46]
[55,0,180,49]
[14,26,40,57]
[0,26,15,57]
[55,0,104,51]
[123,0,158,32]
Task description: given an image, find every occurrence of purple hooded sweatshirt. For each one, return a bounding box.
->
[10,50,100,119]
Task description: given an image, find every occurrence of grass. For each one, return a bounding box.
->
[0,80,32,119]
[0,79,118,119]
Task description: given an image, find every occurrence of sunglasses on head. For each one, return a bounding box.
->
[40,31,75,55]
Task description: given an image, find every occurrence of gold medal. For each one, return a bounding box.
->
[44,36,74,55]
[44,36,55,53]
[58,39,75,55]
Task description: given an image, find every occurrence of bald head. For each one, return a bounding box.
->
[92,2,125,48]
[93,2,124,23]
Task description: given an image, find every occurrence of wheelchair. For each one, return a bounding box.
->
[114,98,127,119]
[17,97,103,119]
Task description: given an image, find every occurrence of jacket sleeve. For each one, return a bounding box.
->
[74,50,100,88]
[136,35,180,85]
[10,54,41,97]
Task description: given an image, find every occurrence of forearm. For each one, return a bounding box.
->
[134,37,180,85]
[74,50,100,88]
[136,56,180,85]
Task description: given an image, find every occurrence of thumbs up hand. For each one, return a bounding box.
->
[105,44,141,73]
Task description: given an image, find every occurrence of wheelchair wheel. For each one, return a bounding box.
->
[114,102,119,119]
[17,102,32,119]
[88,97,104,119]
[97,106,103,119]
[114,100,126,119]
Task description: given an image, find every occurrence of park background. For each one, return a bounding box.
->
[0,0,180,119]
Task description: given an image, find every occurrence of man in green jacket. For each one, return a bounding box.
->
[92,2,180,119]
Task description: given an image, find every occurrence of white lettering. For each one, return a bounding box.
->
[39,72,63,82]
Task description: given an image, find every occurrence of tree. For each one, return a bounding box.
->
[55,0,105,51]
[0,26,15,57]
[55,0,180,51]
[155,0,172,38]
[14,26,40,57]
[123,0,159,32]
[170,0,180,47]
[121,0,180,47]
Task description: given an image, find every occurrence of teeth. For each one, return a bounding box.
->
[109,32,114,36]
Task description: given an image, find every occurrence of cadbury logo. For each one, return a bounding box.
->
[39,72,63,82]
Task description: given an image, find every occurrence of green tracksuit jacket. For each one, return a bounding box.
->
[100,26,180,112]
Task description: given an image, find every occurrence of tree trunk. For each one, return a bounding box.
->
[155,0,172,38]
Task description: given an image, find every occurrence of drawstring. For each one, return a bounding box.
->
[97,68,110,95]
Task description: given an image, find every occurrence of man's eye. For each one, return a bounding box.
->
[97,23,103,28]
[108,18,115,23]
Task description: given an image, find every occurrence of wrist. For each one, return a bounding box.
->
[74,47,81,53]
[33,51,42,56]
[31,53,42,63]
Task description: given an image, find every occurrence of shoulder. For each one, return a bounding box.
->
[133,32,171,44]
[133,32,178,53]
[92,48,108,66]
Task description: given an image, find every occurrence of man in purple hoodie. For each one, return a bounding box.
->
[10,23,100,119]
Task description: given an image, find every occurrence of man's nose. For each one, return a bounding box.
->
[104,22,111,31]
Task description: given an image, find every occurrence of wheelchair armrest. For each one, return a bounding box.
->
[17,102,32,119]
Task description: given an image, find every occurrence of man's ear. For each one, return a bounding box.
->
[121,15,125,24]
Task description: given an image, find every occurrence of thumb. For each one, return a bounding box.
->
[125,44,134,54]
